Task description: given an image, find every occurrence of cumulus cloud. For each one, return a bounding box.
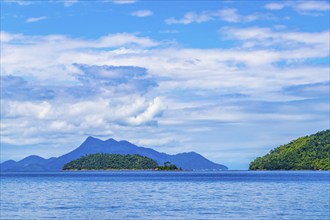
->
[1,96,165,145]
[131,10,153,17]
[25,16,47,23]
[1,62,162,146]
[126,97,164,126]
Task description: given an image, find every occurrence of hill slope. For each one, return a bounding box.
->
[249,130,330,170]
[1,137,228,171]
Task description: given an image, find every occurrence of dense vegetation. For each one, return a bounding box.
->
[63,154,159,170]
[249,130,330,170]
[156,161,181,171]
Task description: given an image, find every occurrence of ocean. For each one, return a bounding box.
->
[0,171,329,219]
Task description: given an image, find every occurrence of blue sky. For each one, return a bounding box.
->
[1,0,329,169]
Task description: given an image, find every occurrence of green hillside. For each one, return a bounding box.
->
[249,130,330,170]
[63,154,159,170]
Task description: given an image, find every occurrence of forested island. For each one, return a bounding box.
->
[62,153,180,170]
[249,130,330,170]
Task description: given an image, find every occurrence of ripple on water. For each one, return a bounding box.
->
[1,171,329,219]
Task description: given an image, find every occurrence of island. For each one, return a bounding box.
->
[155,161,181,171]
[249,130,330,170]
[62,153,181,170]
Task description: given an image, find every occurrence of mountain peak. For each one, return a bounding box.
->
[84,136,119,143]
[85,136,99,141]
[82,136,103,144]
[77,136,105,151]
[105,138,118,143]
[20,155,46,163]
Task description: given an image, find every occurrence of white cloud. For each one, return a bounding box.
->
[131,10,153,17]
[165,8,269,25]
[2,30,328,88]
[296,1,330,11]
[166,11,213,24]
[2,32,158,48]
[25,16,47,23]
[221,27,330,51]
[0,32,24,42]
[97,33,158,48]
[264,3,285,10]
[265,1,330,15]
[216,8,240,22]
[1,96,165,145]
[0,32,159,82]
[126,97,164,126]
[3,101,51,119]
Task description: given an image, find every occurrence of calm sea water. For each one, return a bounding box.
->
[0,171,329,220]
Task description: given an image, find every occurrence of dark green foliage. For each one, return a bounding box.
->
[156,161,181,171]
[249,130,330,170]
[63,154,159,170]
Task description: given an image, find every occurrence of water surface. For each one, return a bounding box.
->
[1,171,329,219]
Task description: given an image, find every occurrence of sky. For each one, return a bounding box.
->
[0,0,329,170]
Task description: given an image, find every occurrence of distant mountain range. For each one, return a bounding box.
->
[1,137,228,171]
